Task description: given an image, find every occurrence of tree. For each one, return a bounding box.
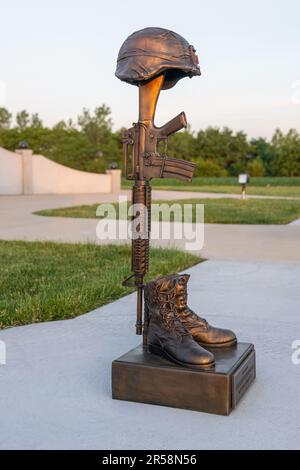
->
[1,104,299,177]
[77,104,112,147]
[194,127,250,175]
[168,130,198,161]
[77,105,118,169]
[271,129,300,176]
[194,158,227,177]
[31,113,43,129]
[53,120,68,130]
[250,137,275,175]
[246,159,265,176]
[0,107,12,129]
[16,110,30,130]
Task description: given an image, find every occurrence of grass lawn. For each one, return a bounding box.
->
[122,177,300,198]
[0,241,199,329]
[36,198,300,224]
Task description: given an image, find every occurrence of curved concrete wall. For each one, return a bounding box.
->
[0,147,23,194]
[0,147,120,195]
[32,154,111,194]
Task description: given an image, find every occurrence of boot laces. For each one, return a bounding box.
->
[155,286,190,338]
[178,282,208,327]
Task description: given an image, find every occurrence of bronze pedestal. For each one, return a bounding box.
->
[112,343,255,416]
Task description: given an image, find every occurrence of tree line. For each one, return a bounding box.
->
[0,105,299,176]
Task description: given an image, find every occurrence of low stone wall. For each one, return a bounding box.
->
[0,147,23,194]
[0,147,121,195]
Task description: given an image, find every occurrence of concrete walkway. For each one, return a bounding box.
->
[290,218,300,226]
[0,193,299,263]
[0,259,299,450]
[0,193,300,449]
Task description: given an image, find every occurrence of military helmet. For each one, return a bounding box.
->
[115,27,200,90]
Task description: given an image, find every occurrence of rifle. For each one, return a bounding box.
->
[122,73,196,344]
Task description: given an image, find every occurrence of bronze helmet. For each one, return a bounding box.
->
[115,27,201,90]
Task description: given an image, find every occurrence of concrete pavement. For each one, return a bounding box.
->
[0,192,300,449]
[290,218,300,226]
[0,193,299,263]
[0,259,299,450]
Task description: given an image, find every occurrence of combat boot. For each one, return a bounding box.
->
[144,276,215,370]
[173,273,237,348]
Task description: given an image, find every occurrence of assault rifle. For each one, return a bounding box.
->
[122,73,196,343]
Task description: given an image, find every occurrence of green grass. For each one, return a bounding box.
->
[122,177,300,197]
[124,176,300,186]
[0,241,200,329]
[36,198,300,225]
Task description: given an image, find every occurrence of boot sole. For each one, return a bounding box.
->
[198,338,237,348]
[148,343,215,371]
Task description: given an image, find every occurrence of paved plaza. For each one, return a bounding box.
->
[0,260,299,449]
[0,193,299,262]
[0,193,299,449]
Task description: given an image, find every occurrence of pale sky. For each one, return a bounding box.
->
[1,0,299,138]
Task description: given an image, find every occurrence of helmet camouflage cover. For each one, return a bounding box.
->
[115,27,200,90]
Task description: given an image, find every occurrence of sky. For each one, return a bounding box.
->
[0,0,299,138]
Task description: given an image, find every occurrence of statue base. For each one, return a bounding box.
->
[112,342,255,415]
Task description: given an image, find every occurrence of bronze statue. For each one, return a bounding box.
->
[116,27,200,89]
[143,275,215,369]
[116,27,237,368]
[143,273,237,369]
[116,27,198,339]
[166,273,236,348]
[113,29,255,410]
